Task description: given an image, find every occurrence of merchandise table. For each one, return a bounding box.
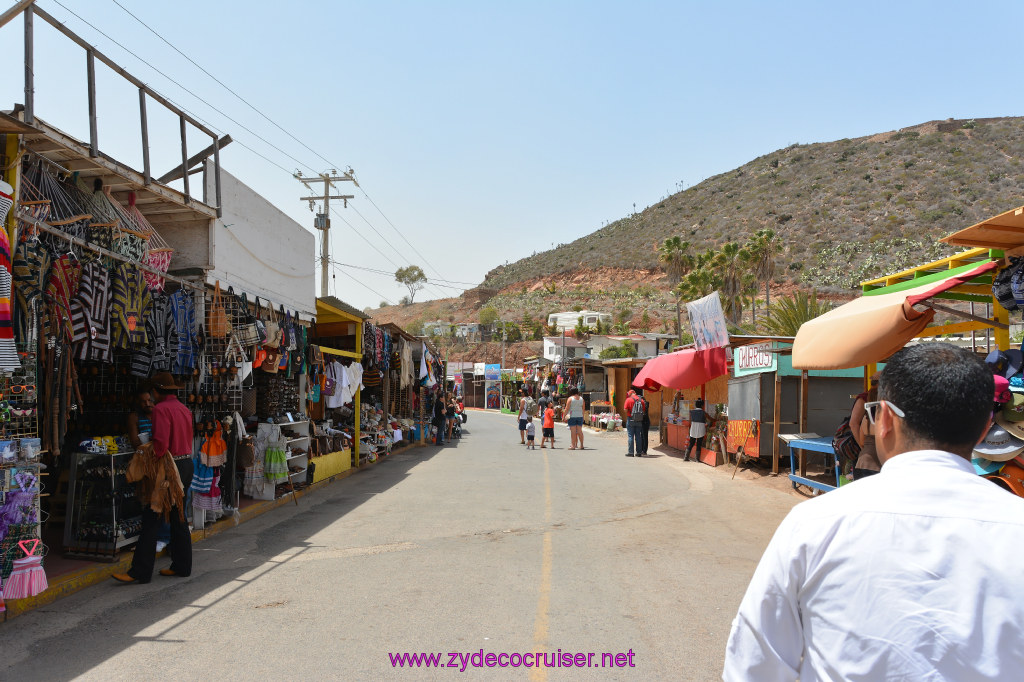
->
[781,435,840,492]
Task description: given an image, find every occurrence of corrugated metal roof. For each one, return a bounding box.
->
[318,296,370,320]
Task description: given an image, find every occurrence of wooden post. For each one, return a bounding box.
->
[799,369,809,477]
[23,4,33,125]
[354,321,362,464]
[213,135,223,217]
[139,88,150,184]
[86,50,98,157]
[772,370,782,474]
[179,114,190,202]
[994,298,1010,351]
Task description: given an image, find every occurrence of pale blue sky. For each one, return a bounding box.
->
[2,0,1023,309]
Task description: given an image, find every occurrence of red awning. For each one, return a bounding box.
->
[632,347,728,391]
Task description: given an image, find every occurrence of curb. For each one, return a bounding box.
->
[1,443,416,622]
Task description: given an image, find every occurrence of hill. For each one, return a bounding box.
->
[482,116,1024,291]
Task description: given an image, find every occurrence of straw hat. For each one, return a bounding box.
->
[974,423,1024,462]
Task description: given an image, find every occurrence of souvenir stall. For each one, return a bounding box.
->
[358,321,396,461]
[381,323,419,444]
[304,297,364,478]
[792,239,1014,493]
[632,347,729,466]
[419,340,445,443]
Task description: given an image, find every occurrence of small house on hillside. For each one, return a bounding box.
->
[543,336,588,361]
[422,320,453,337]
[547,310,612,331]
[588,334,658,359]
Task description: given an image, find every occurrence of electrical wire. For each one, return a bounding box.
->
[48,0,318,176]
[50,0,467,301]
[104,0,461,292]
[333,267,395,307]
[325,259,469,291]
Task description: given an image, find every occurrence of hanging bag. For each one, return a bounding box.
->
[322,361,338,396]
[237,435,255,468]
[236,292,264,347]
[263,298,281,349]
[207,280,230,338]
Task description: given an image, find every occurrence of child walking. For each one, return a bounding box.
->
[541,404,556,449]
[525,416,536,450]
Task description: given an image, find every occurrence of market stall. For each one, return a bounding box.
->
[792,245,1012,493]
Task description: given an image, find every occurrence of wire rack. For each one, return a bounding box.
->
[0,342,40,440]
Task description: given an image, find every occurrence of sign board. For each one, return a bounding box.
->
[734,342,777,376]
[686,292,729,351]
[484,364,501,381]
[474,362,485,376]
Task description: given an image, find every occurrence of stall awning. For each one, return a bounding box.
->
[631,347,727,391]
[792,260,1000,370]
[942,205,1024,251]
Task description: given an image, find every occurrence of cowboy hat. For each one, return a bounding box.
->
[150,371,184,391]
[975,422,1024,461]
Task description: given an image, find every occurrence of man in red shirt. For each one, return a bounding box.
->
[114,372,193,584]
[624,390,639,457]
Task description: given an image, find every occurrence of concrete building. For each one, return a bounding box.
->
[546,310,612,332]
[543,335,588,361]
[587,334,659,359]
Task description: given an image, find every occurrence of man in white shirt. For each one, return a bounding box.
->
[724,343,1024,681]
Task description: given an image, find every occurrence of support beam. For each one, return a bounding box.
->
[179,115,189,203]
[156,134,232,184]
[23,3,33,124]
[0,0,35,30]
[772,371,781,475]
[139,89,150,184]
[86,50,97,157]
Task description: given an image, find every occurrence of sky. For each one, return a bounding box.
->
[3,0,1024,310]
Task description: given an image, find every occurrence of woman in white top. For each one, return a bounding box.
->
[685,399,707,462]
[565,387,586,450]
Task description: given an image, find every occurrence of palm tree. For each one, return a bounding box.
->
[748,228,781,311]
[658,237,694,340]
[714,242,752,324]
[762,291,833,336]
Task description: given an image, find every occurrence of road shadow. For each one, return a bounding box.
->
[3,443,447,677]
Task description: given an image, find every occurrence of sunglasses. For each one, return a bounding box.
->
[864,400,905,425]
[7,385,34,395]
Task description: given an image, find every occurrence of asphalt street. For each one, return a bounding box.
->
[1,411,799,681]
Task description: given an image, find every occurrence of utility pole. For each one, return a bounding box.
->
[501,321,507,371]
[296,169,356,296]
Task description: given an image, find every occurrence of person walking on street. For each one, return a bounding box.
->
[684,399,706,462]
[445,394,457,441]
[724,343,1024,681]
[538,389,554,444]
[541,402,556,449]
[517,389,530,444]
[624,390,639,457]
[566,387,585,450]
[113,372,193,583]
[525,416,536,449]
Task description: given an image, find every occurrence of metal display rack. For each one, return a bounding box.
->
[63,448,141,561]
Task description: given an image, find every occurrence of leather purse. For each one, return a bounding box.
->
[237,435,255,468]
[322,361,337,396]
[262,346,281,374]
[263,298,281,349]
[207,280,230,338]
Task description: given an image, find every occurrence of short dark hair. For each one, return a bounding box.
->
[695,399,704,408]
[879,343,991,455]
[570,387,579,396]
[542,389,549,396]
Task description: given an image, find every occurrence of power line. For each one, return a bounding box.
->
[109,0,340,172]
[332,266,395,307]
[103,0,463,291]
[53,1,466,300]
[326,259,469,291]
[49,0,318,176]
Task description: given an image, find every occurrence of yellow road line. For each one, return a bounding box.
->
[530,451,553,681]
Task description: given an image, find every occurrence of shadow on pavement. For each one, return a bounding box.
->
[4,442,447,678]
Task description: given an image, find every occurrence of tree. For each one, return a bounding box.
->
[505,323,523,342]
[395,265,427,304]
[573,316,592,341]
[762,291,833,336]
[598,339,635,360]
[378,300,390,308]
[748,228,782,311]
[714,241,752,324]
[637,310,652,332]
[479,305,499,327]
[658,236,694,340]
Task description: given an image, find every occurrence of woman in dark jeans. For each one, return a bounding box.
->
[432,393,447,445]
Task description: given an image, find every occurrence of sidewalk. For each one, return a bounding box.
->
[2,441,419,622]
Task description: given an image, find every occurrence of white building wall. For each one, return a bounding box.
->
[204,166,316,316]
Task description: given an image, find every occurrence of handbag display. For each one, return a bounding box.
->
[262,346,281,374]
[284,309,298,351]
[236,292,265,347]
[322,361,337,396]
[308,321,323,364]
[237,435,255,468]
[263,298,281,349]
[207,280,230,338]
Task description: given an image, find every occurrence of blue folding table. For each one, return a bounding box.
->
[781,435,841,492]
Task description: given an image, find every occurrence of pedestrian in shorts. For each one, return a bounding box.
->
[526,416,536,449]
[542,403,556,448]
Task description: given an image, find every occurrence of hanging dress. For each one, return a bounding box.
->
[110,263,151,350]
[170,289,199,374]
[70,259,112,363]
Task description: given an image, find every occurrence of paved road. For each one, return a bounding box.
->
[1,411,799,681]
